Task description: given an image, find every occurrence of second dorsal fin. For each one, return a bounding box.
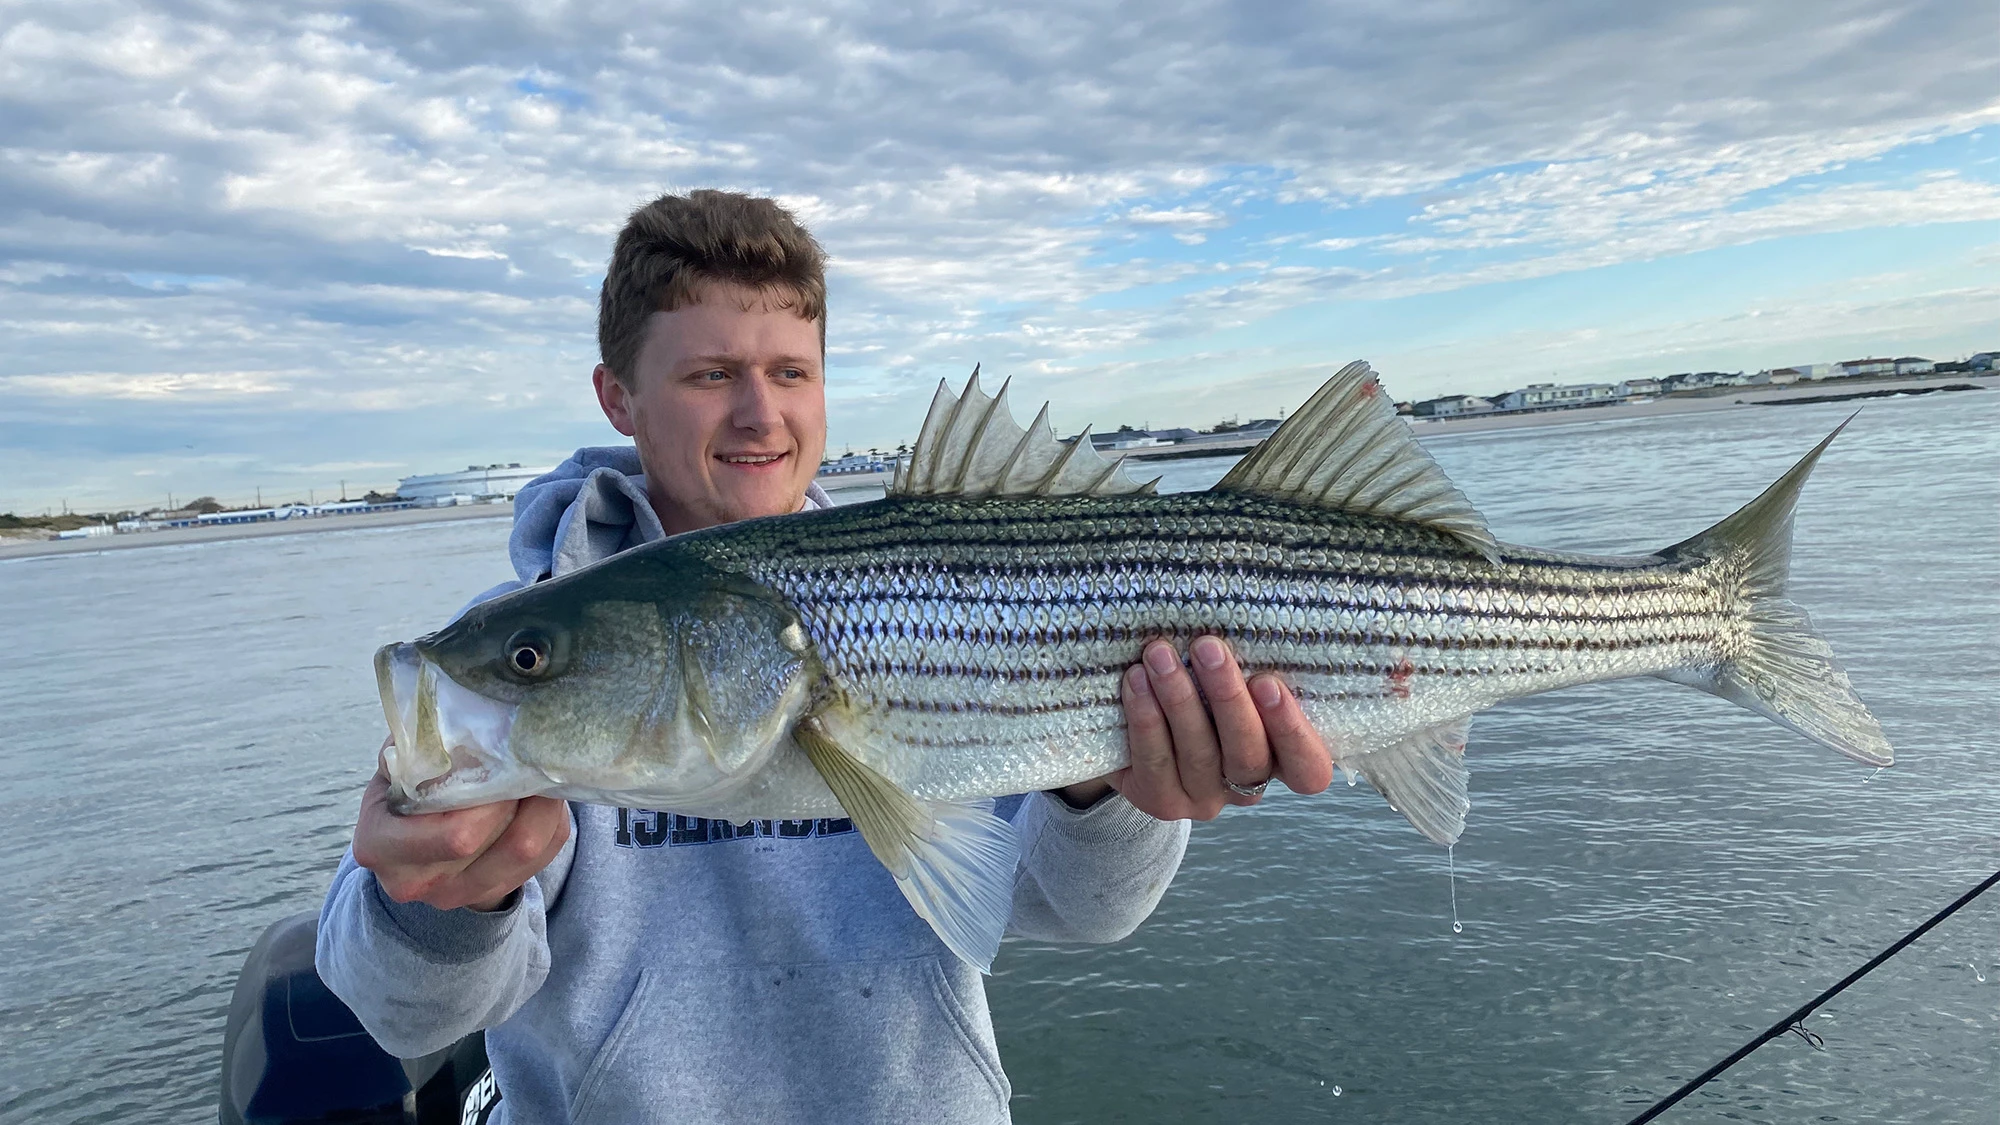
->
[890,366,1161,498]
[1214,361,1499,561]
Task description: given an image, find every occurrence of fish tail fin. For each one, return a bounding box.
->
[1660,415,1893,767]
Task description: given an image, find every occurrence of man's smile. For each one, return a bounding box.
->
[716,451,789,466]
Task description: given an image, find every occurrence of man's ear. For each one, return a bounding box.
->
[593,364,638,437]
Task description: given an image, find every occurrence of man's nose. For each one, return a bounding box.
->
[730,373,784,432]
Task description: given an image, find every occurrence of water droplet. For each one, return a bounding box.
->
[1754,674,1778,702]
[1447,846,1462,935]
[1863,768,1883,785]
[1972,962,1986,983]
[1332,1085,1343,1097]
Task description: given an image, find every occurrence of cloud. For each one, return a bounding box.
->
[2,0,1997,508]
[0,370,288,398]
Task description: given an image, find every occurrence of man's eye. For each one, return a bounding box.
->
[700,370,728,382]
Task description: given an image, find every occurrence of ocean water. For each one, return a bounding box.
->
[1,391,1995,1123]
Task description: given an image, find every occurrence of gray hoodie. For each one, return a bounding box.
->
[316,447,1190,1124]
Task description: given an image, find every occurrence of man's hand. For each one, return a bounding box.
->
[352,740,571,912]
[1063,636,1334,820]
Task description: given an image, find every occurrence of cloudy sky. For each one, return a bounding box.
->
[3,1,1996,513]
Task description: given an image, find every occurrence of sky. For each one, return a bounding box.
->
[2,1,1997,514]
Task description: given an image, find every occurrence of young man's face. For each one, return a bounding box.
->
[593,281,828,536]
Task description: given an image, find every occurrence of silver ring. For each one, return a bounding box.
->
[1225,779,1269,798]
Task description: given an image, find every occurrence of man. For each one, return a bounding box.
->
[318,190,1331,1122]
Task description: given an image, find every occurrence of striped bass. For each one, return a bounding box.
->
[375,361,1892,968]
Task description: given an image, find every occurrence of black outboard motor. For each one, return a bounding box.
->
[219,912,497,1125]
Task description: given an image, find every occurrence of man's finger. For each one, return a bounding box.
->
[382,800,518,869]
[1142,640,1226,818]
[445,799,571,910]
[1118,664,1192,820]
[1188,636,1271,806]
[354,755,522,899]
[1251,674,1334,795]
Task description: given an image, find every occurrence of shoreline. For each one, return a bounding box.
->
[1400,371,1994,438]
[6,372,1989,563]
[0,501,512,562]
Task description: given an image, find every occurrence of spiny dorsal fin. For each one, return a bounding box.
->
[1214,361,1499,561]
[890,367,1161,498]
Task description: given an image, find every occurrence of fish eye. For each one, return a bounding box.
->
[504,630,553,678]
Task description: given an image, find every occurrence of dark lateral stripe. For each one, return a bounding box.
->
[770,550,1692,603]
[761,497,1664,576]
[835,634,1717,687]
[874,661,1670,723]
[894,722,1127,749]
[882,693,1121,716]
[792,493,1476,547]
[781,522,1515,571]
[815,621,1723,665]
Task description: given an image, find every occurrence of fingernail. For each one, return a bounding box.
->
[1125,665,1153,697]
[1144,643,1179,675]
[1192,636,1226,670]
[1251,677,1283,709]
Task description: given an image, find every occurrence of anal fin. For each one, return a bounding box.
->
[795,717,1019,972]
[1345,717,1474,846]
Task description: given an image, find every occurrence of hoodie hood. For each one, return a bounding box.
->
[510,446,835,584]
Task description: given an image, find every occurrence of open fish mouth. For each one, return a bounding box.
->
[373,642,519,812]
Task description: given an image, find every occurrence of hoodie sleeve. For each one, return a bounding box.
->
[315,818,577,1058]
[1005,792,1190,944]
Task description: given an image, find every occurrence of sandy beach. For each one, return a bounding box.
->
[5,371,1988,563]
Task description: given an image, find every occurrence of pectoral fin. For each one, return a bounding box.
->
[1343,716,1474,846]
[794,717,1019,972]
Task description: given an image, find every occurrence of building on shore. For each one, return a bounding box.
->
[1411,395,1494,417]
[113,500,422,534]
[55,524,114,540]
[1834,357,1896,378]
[396,463,552,501]
[1658,371,1746,392]
[1493,382,1620,411]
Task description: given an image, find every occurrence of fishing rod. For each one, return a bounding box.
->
[1622,865,2000,1124]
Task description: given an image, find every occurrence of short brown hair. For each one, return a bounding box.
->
[598,189,827,387]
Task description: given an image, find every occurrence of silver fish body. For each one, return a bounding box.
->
[703,491,1731,802]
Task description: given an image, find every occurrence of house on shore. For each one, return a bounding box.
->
[1494,382,1621,411]
[1411,394,1494,417]
[1834,357,1895,378]
[1658,371,1740,393]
